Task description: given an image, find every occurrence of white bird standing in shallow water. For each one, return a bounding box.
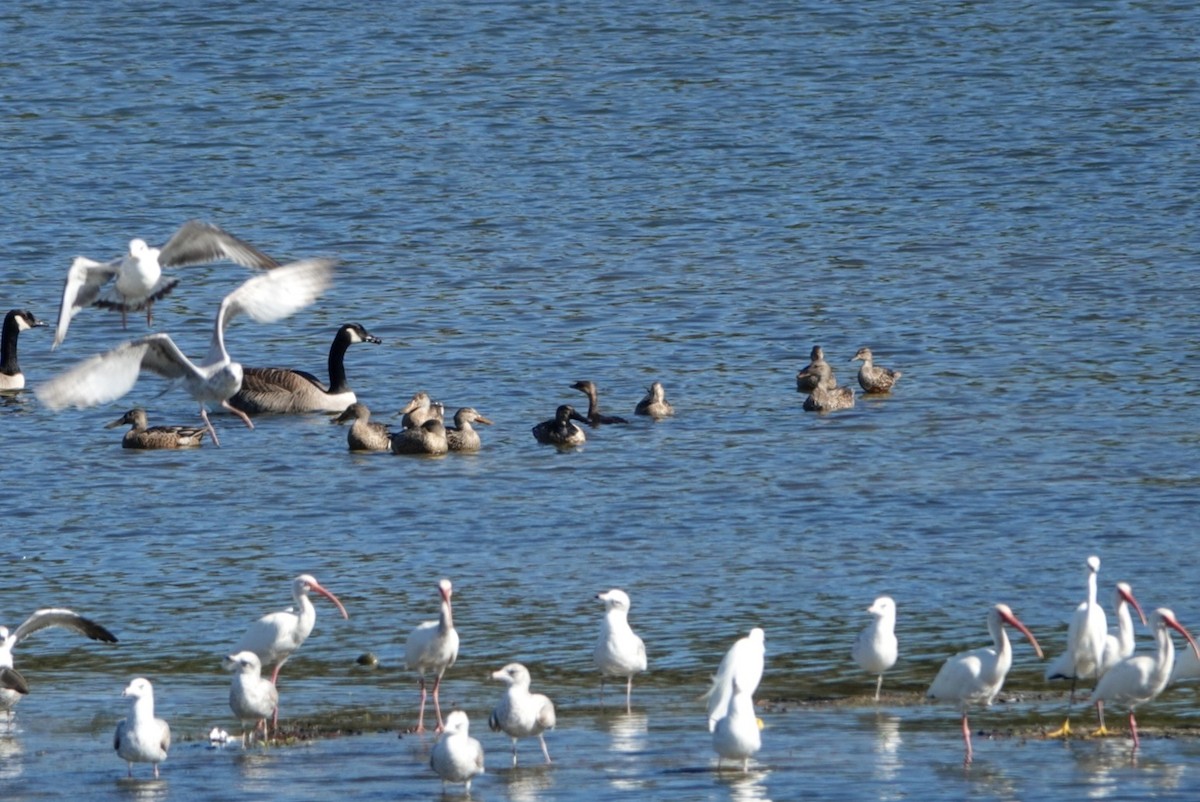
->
[225,651,278,746]
[488,662,557,765]
[852,596,898,701]
[926,603,1042,765]
[405,578,460,733]
[234,574,348,726]
[1092,582,1147,734]
[1,608,118,718]
[430,710,485,794]
[705,628,765,733]
[37,257,335,446]
[593,589,647,711]
[53,219,280,347]
[1044,555,1107,738]
[1090,607,1200,749]
[712,677,762,772]
[113,678,171,779]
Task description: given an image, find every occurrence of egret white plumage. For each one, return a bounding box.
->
[1090,607,1200,749]
[430,710,485,793]
[712,677,761,772]
[926,603,1042,765]
[593,589,647,711]
[234,574,348,725]
[38,257,336,446]
[113,678,171,778]
[225,651,278,746]
[405,578,459,733]
[488,662,557,765]
[704,628,765,733]
[1044,555,1107,738]
[852,596,898,701]
[0,608,118,718]
[53,219,279,347]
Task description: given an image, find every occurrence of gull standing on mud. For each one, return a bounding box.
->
[852,596,898,701]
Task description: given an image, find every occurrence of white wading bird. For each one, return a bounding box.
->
[926,603,1042,765]
[704,628,765,733]
[594,589,647,711]
[54,219,279,347]
[488,662,557,765]
[405,579,459,733]
[1090,607,1200,749]
[225,651,278,746]
[37,258,336,446]
[113,677,171,778]
[1044,556,1107,738]
[852,596,898,701]
[430,710,485,793]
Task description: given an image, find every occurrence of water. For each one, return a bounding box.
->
[2,0,1200,798]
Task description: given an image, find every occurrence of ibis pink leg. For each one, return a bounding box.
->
[962,712,973,765]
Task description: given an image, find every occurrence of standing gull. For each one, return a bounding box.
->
[405,579,460,733]
[37,258,336,446]
[852,596,898,701]
[430,710,485,794]
[225,651,278,746]
[113,678,171,779]
[488,662,557,765]
[712,677,761,772]
[1,608,118,719]
[54,219,279,347]
[594,589,647,711]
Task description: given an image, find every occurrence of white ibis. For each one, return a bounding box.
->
[234,574,348,725]
[593,589,647,711]
[926,603,1043,765]
[404,578,459,733]
[488,662,557,765]
[1090,607,1200,749]
[430,710,485,794]
[0,309,47,391]
[38,257,336,446]
[1,608,118,718]
[1044,555,1107,738]
[852,596,898,701]
[225,651,278,746]
[1091,583,1148,735]
[113,678,171,779]
[705,628,765,733]
[53,219,279,347]
[712,677,762,772]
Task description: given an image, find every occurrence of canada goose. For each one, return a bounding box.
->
[570,380,629,425]
[634,382,674,419]
[105,407,206,449]
[795,345,836,393]
[391,419,449,455]
[0,310,47,391]
[333,402,392,452]
[445,407,494,452]
[532,404,589,446]
[852,347,902,394]
[53,220,279,348]
[37,258,336,446]
[227,322,382,414]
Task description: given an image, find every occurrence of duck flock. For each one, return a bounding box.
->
[12,221,1194,787]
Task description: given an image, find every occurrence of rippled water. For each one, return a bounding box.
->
[3,0,1200,799]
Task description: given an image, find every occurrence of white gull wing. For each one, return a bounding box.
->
[158,220,280,270]
[36,334,196,410]
[12,608,118,646]
[54,256,122,349]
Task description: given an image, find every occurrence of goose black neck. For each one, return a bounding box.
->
[327,335,352,394]
[0,315,21,376]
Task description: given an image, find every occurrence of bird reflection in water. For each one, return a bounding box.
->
[870,713,902,793]
[498,762,555,802]
[717,767,772,802]
[604,711,650,793]
[114,776,169,802]
[0,735,22,781]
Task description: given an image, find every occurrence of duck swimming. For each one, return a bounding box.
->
[446,407,494,453]
[391,419,449,456]
[795,345,836,393]
[227,322,382,414]
[0,310,46,392]
[634,382,674,419]
[397,391,439,430]
[571,380,629,426]
[532,404,589,446]
[333,402,392,452]
[852,347,902,394]
[53,220,279,348]
[803,382,855,412]
[105,408,206,449]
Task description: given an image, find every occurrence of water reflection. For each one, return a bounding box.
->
[114,777,169,802]
[0,735,22,781]
[495,764,554,802]
[869,713,902,789]
[602,711,649,792]
[234,750,279,795]
[716,768,772,802]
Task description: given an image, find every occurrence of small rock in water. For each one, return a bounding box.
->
[356,651,379,668]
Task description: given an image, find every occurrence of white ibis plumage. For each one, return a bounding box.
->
[852,596,898,701]
[1090,607,1200,749]
[488,662,557,765]
[593,589,647,712]
[404,578,459,733]
[113,677,171,778]
[0,608,118,718]
[926,603,1043,765]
